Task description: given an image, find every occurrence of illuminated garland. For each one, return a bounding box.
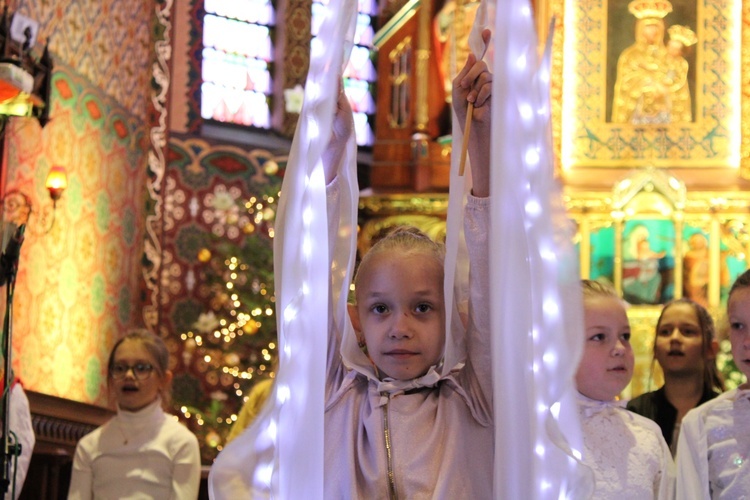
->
[208,2,358,497]
[174,189,280,462]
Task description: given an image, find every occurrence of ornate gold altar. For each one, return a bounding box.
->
[368,0,750,394]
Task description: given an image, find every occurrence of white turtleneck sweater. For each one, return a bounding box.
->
[68,399,201,500]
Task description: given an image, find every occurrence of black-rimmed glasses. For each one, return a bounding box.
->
[111,363,154,381]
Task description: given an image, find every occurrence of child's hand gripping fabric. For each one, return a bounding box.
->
[452,28,492,197]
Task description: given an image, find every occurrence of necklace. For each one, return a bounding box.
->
[116,420,131,445]
[115,418,148,446]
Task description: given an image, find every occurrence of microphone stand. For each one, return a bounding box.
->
[0,224,25,496]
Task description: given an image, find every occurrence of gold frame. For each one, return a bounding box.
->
[552,0,746,170]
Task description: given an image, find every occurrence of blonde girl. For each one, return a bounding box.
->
[676,269,750,498]
[576,280,674,499]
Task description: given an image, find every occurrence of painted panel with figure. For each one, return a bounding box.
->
[590,225,616,283]
[681,225,711,307]
[607,0,697,125]
[558,0,741,168]
[622,219,675,305]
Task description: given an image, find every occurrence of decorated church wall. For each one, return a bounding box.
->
[15,0,153,122]
[158,135,285,461]
[3,65,149,404]
[1,0,154,405]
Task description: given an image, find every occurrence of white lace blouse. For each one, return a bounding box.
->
[676,388,750,499]
[578,393,675,499]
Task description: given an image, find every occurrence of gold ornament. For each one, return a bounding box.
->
[628,0,672,19]
[243,321,260,335]
[264,160,279,176]
[198,248,212,262]
[205,430,221,448]
[224,352,240,366]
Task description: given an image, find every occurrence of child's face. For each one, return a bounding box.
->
[667,40,684,57]
[111,339,169,412]
[349,250,445,380]
[728,287,750,384]
[575,295,634,401]
[654,302,709,376]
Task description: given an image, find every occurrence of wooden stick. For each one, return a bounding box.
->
[458,102,474,176]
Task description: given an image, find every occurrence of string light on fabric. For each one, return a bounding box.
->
[472,0,592,497]
[207,2,358,498]
[276,384,290,405]
[525,148,540,167]
[307,119,320,141]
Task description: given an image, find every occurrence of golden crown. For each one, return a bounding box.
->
[668,25,698,46]
[628,0,673,19]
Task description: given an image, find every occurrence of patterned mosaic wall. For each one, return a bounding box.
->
[158,135,285,356]
[14,0,153,121]
[3,64,148,404]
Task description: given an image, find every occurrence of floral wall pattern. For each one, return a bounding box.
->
[14,0,154,121]
[160,134,285,461]
[3,64,148,404]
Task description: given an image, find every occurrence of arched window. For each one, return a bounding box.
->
[312,0,378,147]
[201,0,276,129]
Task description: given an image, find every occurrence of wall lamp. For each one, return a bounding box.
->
[2,166,67,235]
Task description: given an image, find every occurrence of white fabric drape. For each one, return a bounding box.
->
[207,2,358,498]
[463,0,594,498]
[209,0,593,496]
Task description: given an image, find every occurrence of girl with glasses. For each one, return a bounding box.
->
[68,329,201,499]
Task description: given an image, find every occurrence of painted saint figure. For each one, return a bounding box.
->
[622,224,668,304]
[682,232,710,307]
[664,25,697,123]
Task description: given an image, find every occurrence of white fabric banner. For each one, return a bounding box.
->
[466,0,594,498]
[208,2,358,498]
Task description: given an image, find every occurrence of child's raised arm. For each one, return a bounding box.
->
[322,85,354,184]
[452,28,492,198]
[321,88,358,392]
[446,37,494,421]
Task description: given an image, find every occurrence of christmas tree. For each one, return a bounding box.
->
[171,172,281,463]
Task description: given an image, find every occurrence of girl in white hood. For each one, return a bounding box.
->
[323,36,494,498]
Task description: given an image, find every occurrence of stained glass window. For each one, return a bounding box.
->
[312,0,378,146]
[201,0,275,128]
